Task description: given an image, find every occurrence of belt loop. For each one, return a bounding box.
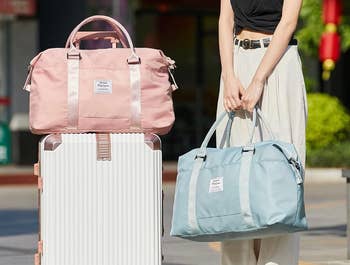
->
[238,38,242,48]
[259,38,264,49]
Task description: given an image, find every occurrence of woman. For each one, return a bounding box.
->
[216,0,308,264]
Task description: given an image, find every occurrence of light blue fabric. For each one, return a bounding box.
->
[170,107,307,242]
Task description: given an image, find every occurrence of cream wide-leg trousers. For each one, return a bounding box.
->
[216,37,308,265]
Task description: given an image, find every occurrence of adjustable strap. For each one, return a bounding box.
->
[67,50,81,129]
[219,112,234,149]
[239,144,255,227]
[187,157,204,234]
[128,57,142,129]
[96,133,111,161]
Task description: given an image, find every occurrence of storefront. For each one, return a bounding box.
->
[0,0,37,164]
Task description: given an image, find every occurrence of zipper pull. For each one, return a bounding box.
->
[165,56,178,91]
[165,56,176,69]
[23,65,33,92]
[23,52,43,92]
[168,68,178,91]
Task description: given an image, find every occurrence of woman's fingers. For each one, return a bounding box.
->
[227,94,241,110]
[239,82,246,98]
[222,76,245,111]
[223,99,230,112]
[241,93,247,109]
[225,97,235,111]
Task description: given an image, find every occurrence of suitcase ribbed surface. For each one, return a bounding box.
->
[39,134,162,265]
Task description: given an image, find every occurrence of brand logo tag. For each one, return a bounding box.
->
[94,80,112,94]
[209,177,223,193]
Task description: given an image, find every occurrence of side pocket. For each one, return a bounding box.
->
[79,68,130,119]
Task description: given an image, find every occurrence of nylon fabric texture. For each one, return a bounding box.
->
[25,15,177,135]
[216,38,308,265]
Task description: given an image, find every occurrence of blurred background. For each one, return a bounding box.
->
[0,0,349,166]
[1,1,350,265]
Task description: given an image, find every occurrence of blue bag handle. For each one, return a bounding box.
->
[196,107,276,159]
[218,112,234,148]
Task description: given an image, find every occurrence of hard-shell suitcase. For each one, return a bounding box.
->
[34,133,162,265]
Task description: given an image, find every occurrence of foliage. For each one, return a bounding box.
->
[306,141,350,167]
[296,0,350,57]
[306,93,350,150]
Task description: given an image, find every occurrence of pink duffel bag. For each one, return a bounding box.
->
[23,15,178,135]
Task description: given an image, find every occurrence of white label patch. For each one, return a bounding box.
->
[94,80,112,94]
[209,177,223,193]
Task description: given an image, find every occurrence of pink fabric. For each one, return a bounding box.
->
[25,16,176,135]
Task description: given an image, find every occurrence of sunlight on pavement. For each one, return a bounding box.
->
[208,242,317,265]
[208,242,220,252]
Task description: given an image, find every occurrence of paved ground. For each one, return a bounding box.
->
[0,181,348,265]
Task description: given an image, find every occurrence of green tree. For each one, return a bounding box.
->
[306,93,350,150]
[296,0,350,57]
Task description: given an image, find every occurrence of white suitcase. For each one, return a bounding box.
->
[34,133,162,265]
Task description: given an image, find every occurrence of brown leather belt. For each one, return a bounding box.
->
[234,37,298,49]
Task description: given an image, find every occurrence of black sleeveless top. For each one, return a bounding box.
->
[231,0,283,35]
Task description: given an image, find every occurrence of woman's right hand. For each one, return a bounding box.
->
[223,75,246,112]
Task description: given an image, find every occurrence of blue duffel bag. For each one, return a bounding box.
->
[170,107,307,241]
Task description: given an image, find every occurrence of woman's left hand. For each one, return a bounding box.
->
[241,78,265,112]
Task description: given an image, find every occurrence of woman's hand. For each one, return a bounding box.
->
[241,78,265,112]
[239,0,302,113]
[223,75,246,112]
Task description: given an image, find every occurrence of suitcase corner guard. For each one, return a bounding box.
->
[44,134,62,151]
[34,253,40,265]
[37,240,43,254]
[144,133,161,150]
[34,163,39,176]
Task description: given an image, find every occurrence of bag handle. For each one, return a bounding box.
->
[67,15,140,63]
[196,107,276,159]
[65,31,123,49]
[218,112,234,148]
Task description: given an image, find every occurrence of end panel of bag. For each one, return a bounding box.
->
[29,63,68,134]
[293,184,308,230]
[177,149,201,172]
[170,167,192,237]
[139,53,175,135]
[249,145,298,227]
[140,94,175,136]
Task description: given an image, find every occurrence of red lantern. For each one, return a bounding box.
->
[319,32,341,63]
[320,0,342,80]
[319,32,341,80]
[322,0,342,25]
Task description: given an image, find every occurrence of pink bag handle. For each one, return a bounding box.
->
[65,31,122,49]
[65,26,128,49]
[67,15,139,63]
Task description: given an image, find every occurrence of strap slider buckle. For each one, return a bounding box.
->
[195,153,207,161]
[67,52,81,60]
[242,144,255,152]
